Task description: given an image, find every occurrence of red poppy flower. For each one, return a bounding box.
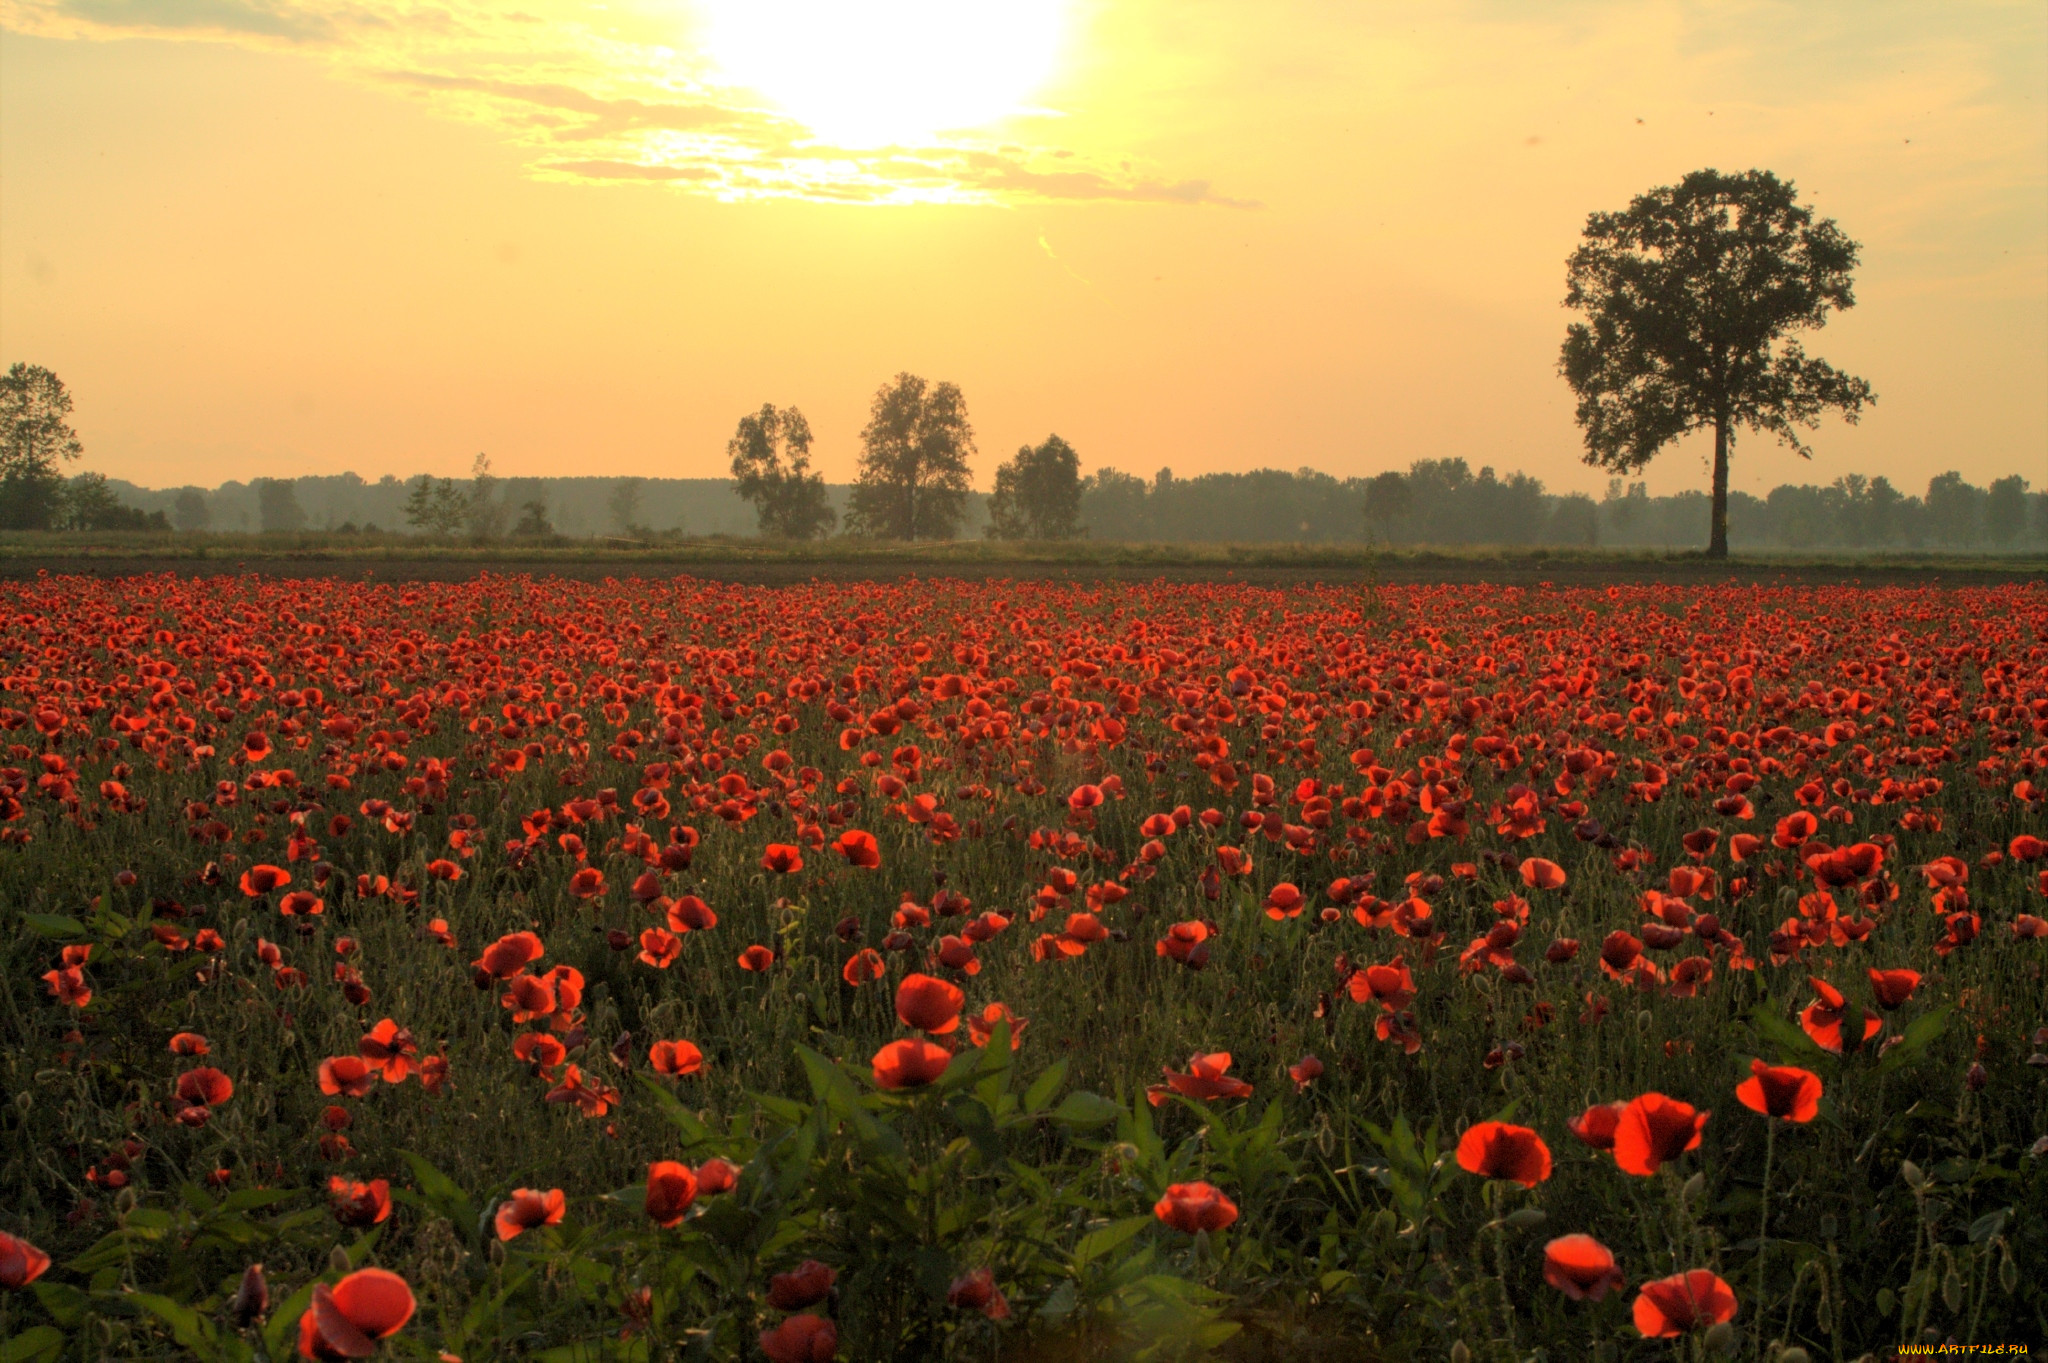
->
[965,1001,1029,1049]
[176,1066,234,1108]
[0,1231,51,1290]
[766,1260,836,1310]
[544,1065,620,1117]
[1632,1269,1738,1337]
[494,1187,567,1240]
[761,844,803,874]
[871,1037,953,1089]
[696,1157,739,1196]
[1289,1054,1324,1089]
[737,945,777,972]
[1519,858,1566,891]
[476,931,545,979]
[649,1039,703,1076]
[42,965,90,1007]
[1455,1121,1552,1187]
[357,1020,418,1083]
[1799,976,1881,1052]
[896,973,966,1034]
[645,1160,698,1226]
[238,864,290,897]
[1262,882,1305,919]
[296,1268,415,1360]
[1151,1052,1255,1106]
[1868,968,1921,1010]
[1735,1059,1822,1123]
[568,867,606,900]
[514,1032,567,1068]
[328,1176,392,1227]
[947,1267,1011,1320]
[1567,1101,1627,1150]
[279,890,325,917]
[1156,919,1212,968]
[425,858,462,882]
[637,928,681,969]
[1613,1093,1709,1176]
[1543,1234,1624,1300]
[833,829,880,868]
[841,948,885,986]
[666,895,718,932]
[169,1031,211,1056]
[758,1314,837,1363]
[1153,1181,1240,1233]
[319,1055,376,1098]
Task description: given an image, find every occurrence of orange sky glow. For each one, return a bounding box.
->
[1,0,2042,497]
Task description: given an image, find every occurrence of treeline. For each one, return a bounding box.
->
[95,461,2046,551]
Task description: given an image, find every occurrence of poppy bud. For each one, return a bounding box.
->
[1450,1343,1471,1363]
[1965,1062,1986,1092]
[1681,1172,1706,1205]
[606,929,632,951]
[329,1245,353,1275]
[233,1263,269,1323]
[1704,1321,1738,1355]
[1778,1350,1812,1363]
[1503,1208,1547,1229]
[834,916,862,942]
[1900,1159,1925,1190]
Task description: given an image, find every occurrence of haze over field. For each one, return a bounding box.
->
[1,1,2043,499]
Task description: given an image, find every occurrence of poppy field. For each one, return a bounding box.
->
[1,572,2043,1362]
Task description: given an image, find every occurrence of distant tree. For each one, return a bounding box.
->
[1080,468,1151,539]
[513,498,554,537]
[986,434,1083,540]
[1549,494,1600,546]
[255,478,308,533]
[466,453,509,540]
[403,475,468,536]
[1561,168,1875,557]
[0,362,85,530]
[607,478,645,537]
[845,373,974,540]
[1923,472,1981,545]
[728,404,836,539]
[1865,475,1905,546]
[54,473,165,531]
[172,488,211,532]
[1361,471,1412,541]
[1985,475,2029,545]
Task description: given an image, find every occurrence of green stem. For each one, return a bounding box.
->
[1754,1118,1775,1360]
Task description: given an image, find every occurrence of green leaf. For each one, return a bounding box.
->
[1072,1215,1153,1272]
[1023,1059,1069,1114]
[1051,1090,1121,1128]
[264,1278,321,1359]
[23,914,87,938]
[121,1291,223,1354]
[1750,1000,1829,1062]
[0,1326,64,1363]
[1968,1208,2009,1244]
[398,1149,477,1232]
[1878,1004,1953,1074]
[636,1074,713,1146]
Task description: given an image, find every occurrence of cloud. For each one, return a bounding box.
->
[6,0,1237,208]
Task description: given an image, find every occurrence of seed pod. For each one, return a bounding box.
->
[1503,1208,1547,1230]
[232,1264,269,1323]
[1900,1159,1926,1190]
[1681,1171,1706,1205]
[1942,1258,1964,1314]
[1450,1342,1471,1363]
[1777,1349,1812,1363]
[2000,1242,2018,1294]
[1704,1320,1738,1355]
[328,1244,351,1276]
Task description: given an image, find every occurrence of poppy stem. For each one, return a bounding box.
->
[1754,1117,1775,1360]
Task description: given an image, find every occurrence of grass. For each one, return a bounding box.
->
[0,571,2042,1361]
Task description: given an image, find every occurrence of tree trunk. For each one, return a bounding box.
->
[1708,416,1730,559]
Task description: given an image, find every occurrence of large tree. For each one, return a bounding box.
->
[1560,168,1874,557]
[729,403,836,540]
[986,434,1084,540]
[0,362,85,530]
[845,373,974,541]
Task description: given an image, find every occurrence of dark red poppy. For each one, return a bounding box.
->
[645,1160,698,1227]
[494,1187,566,1241]
[833,829,880,868]
[1149,1052,1255,1106]
[176,1067,234,1108]
[297,1268,415,1360]
[475,931,545,979]
[761,844,803,874]
[649,1039,703,1076]
[1153,1181,1240,1233]
[0,1231,51,1289]
[872,1037,953,1089]
[1455,1121,1552,1187]
[1735,1059,1821,1123]
[766,1260,836,1310]
[328,1176,392,1227]
[895,973,965,1034]
[947,1266,1011,1319]
[696,1157,738,1195]
[1868,968,1921,1009]
[1633,1269,1738,1337]
[965,1002,1028,1049]
[1519,858,1566,891]
[1613,1093,1709,1176]
[737,945,777,972]
[1543,1234,1624,1300]
[318,1055,375,1098]
[758,1314,836,1363]
[238,864,290,897]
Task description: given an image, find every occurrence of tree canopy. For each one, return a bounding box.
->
[845,373,974,541]
[0,363,85,530]
[986,434,1084,541]
[728,403,836,540]
[1560,168,1874,557]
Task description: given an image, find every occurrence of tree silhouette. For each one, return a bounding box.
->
[1561,169,1874,557]
[729,403,836,539]
[0,363,84,530]
[846,373,974,541]
[986,434,1084,540]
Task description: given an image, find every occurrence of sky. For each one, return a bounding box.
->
[1,0,2043,499]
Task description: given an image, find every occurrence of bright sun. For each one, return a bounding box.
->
[698,0,1068,148]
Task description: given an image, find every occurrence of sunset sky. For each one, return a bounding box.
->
[2,0,2042,498]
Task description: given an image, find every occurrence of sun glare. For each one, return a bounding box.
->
[698,0,1067,148]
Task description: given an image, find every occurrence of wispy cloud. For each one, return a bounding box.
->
[4,0,1241,206]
